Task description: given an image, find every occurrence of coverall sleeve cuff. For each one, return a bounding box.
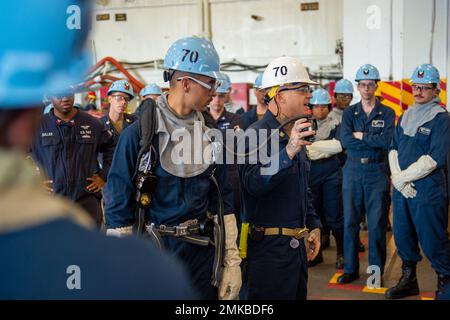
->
[278,148,295,171]
[361,133,368,142]
[306,219,322,231]
[98,170,108,182]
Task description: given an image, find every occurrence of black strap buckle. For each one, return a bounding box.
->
[249,225,265,242]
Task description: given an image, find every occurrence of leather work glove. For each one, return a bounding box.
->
[308,139,343,154]
[388,150,401,177]
[400,182,417,199]
[106,226,133,238]
[306,147,330,161]
[219,214,242,300]
[389,150,417,198]
[392,155,437,191]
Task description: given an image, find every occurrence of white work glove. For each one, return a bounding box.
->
[308,139,343,154]
[307,139,343,160]
[388,150,418,199]
[392,155,437,192]
[400,182,417,199]
[306,147,331,160]
[106,226,133,238]
[388,150,401,176]
[219,214,242,300]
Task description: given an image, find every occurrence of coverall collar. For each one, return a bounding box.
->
[262,110,289,143]
[354,100,385,123]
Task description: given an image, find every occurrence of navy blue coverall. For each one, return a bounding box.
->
[241,108,258,130]
[390,112,450,286]
[103,122,234,299]
[32,109,115,226]
[340,101,395,275]
[100,113,137,146]
[239,111,321,300]
[0,217,195,299]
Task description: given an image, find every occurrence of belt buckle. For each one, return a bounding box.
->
[294,227,309,239]
[361,158,369,164]
[175,225,189,237]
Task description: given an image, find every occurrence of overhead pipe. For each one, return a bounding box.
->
[84,56,144,93]
[203,0,212,40]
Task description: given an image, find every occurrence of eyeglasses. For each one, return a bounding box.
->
[213,93,227,99]
[335,94,352,99]
[357,83,377,89]
[278,85,312,94]
[177,76,221,93]
[412,85,435,92]
[312,105,330,109]
[52,94,74,100]
[110,94,131,102]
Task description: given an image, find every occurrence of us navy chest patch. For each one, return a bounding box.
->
[79,129,93,139]
[418,127,431,135]
[372,120,385,128]
[220,121,231,130]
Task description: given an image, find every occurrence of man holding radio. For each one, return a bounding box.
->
[239,56,321,300]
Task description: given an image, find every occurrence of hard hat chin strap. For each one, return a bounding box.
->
[163,70,176,82]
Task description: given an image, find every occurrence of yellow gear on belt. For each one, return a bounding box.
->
[238,222,249,259]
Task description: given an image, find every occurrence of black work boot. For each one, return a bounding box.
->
[333,231,344,269]
[436,274,450,300]
[385,262,420,299]
[337,272,360,284]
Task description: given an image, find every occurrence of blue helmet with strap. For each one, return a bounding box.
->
[107,80,134,99]
[355,64,380,82]
[411,64,440,85]
[140,83,163,96]
[0,0,92,108]
[163,37,220,80]
[254,73,263,89]
[334,79,354,94]
[215,73,231,94]
[310,88,332,105]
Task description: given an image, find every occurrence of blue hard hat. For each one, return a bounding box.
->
[163,37,220,79]
[254,73,263,89]
[334,79,354,94]
[411,64,440,85]
[140,83,163,96]
[0,0,92,108]
[310,88,332,105]
[107,80,134,99]
[215,73,231,94]
[355,64,380,81]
